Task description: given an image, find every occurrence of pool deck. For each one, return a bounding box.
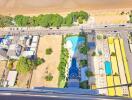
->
[93,39,108,95]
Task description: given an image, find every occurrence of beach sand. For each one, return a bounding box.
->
[30,35,62,88]
[0,0,131,24]
[0,0,132,16]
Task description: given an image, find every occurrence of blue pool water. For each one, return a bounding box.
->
[69,58,79,79]
[104,61,112,75]
[66,36,85,52]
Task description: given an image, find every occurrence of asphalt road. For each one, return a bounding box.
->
[0,93,131,100]
[0,24,132,36]
[0,87,131,100]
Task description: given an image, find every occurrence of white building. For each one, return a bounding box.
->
[32,36,39,43]
[6,71,17,87]
[0,49,7,60]
[7,44,22,59]
[21,51,35,58]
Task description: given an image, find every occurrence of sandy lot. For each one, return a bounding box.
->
[16,73,31,88]
[30,35,62,88]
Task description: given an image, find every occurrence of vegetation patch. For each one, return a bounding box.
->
[46,48,53,55]
[97,35,103,40]
[80,81,90,89]
[85,70,94,78]
[129,13,132,23]
[16,57,44,74]
[0,15,13,27]
[92,51,96,56]
[111,52,116,56]
[58,35,69,88]
[79,60,87,67]
[45,73,53,81]
[0,11,89,27]
[8,59,15,70]
[79,44,88,55]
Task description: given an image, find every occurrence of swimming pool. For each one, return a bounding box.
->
[104,61,112,75]
[66,36,85,52]
[69,58,79,79]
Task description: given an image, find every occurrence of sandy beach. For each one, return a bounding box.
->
[30,35,62,88]
[0,0,131,24]
[0,0,132,16]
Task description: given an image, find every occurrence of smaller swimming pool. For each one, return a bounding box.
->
[66,36,85,53]
[104,61,112,75]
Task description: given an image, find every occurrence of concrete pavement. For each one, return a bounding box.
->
[119,32,132,81]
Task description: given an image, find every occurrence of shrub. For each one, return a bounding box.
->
[97,35,102,40]
[58,36,69,88]
[79,45,87,55]
[98,50,103,56]
[92,52,96,56]
[80,81,90,89]
[16,57,32,74]
[103,35,107,39]
[111,52,116,56]
[85,70,94,77]
[78,17,83,24]
[46,48,53,55]
[79,60,87,67]
[113,72,119,76]
[8,60,14,70]
[31,58,44,70]
[45,73,53,81]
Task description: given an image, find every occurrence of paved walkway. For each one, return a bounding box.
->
[119,32,132,81]
[94,39,108,95]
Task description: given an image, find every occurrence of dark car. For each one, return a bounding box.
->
[119,24,125,27]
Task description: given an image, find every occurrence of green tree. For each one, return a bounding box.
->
[16,57,32,74]
[65,14,73,26]
[14,15,30,26]
[0,15,13,27]
[78,11,89,21]
[78,17,83,24]
[79,45,87,55]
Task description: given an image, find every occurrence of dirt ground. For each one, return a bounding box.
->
[30,35,62,88]
[15,73,31,88]
[0,61,7,80]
